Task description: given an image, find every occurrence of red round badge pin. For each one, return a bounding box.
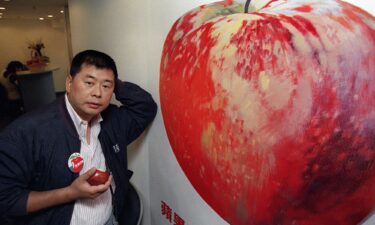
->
[68,153,84,173]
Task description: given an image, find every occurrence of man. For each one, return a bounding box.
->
[0,61,28,121]
[0,50,157,225]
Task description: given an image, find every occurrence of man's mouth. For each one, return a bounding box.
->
[87,102,101,109]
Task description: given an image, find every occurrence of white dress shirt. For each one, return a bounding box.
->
[65,95,113,225]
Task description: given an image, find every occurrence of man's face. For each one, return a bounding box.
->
[66,64,115,121]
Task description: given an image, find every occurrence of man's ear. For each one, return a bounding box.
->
[65,75,73,93]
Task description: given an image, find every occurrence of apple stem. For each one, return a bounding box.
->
[244,0,251,13]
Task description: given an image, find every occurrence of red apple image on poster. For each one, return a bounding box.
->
[160,0,375,224]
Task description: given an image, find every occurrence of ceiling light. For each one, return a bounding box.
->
[47,15,53,18]
[0,7,6,10]
[39,17,44,20]
[60,10,64,13]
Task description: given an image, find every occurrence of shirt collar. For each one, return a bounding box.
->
[65,94,103,140]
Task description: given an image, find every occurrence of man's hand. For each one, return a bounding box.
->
[27,167,112,214]
[68,167,112,200]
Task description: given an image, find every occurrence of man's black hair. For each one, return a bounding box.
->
[70,50,118,80]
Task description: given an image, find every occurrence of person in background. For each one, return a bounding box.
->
[0,61,28,120]
[0,50,157,225]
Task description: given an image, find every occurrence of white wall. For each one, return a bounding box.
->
[0,19,70,92]
[68,1,375,225]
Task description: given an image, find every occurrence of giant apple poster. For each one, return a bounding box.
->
[159,0,375,224]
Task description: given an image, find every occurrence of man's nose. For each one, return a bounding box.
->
[92,84,102,97]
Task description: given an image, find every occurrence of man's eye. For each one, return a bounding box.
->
[85,81,93,86]
[103,84,113,89]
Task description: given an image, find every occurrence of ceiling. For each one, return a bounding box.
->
[0,0,68,20]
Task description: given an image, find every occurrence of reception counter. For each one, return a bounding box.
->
[17,66,59,112]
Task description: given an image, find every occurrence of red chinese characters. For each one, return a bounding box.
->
[161,201,172,223]
[173,213,185,225]
[161,201,185,225]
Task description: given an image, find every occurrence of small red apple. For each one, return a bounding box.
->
[87,169,110,186]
